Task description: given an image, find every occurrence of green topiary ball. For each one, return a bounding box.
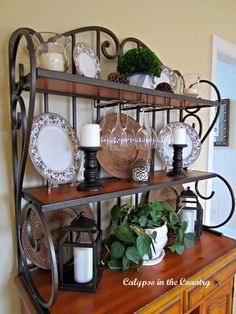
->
[117,47,162,77]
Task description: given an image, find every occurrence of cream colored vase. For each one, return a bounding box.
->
[143,223,168,266]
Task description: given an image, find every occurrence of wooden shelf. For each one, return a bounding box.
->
[15,232,236,314]
[23,170,217,212]
[23,68,220,109]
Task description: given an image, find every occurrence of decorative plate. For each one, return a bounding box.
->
[73,42,101,78]
[157,122,201,168]
[154,66,178,91]
[97,113,149,179]
[21,205,94,270]
[29,113,80,184]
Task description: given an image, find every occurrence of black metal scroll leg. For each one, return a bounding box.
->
[20,204,58,309]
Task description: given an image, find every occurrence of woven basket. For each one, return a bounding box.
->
[21,205,94,270]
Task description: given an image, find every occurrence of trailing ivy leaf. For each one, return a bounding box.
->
[114,225,136,243]
[178,227,184,243]
[122,256,129,271]
[136,234,151,257]
[151,230,157,241]
[108,259,123,270]
[129,224,144,236]
[184,233,195,248]
[179,220,188,232]
[169,212,178,225]
[147,220,154,228]
[132,216,139,223]
[103,234,119,249]
[175,244,184,255]
[111,241,125,259]
[169,243,184,255]
[151,200,163,212]
[136,259,144,272]
[160,201,175,212]
[139,216,148,227]
[111,204,122,223]
[126,246,141,262]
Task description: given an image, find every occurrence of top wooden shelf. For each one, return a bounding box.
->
[23,170,217,212]
[23,68,220,109]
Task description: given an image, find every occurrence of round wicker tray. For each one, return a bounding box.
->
[21,205,94,270]
[97,113,148,179]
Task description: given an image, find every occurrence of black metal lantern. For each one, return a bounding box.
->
[58,212,103,292]
[176,187,203,240]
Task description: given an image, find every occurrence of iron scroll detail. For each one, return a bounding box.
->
[182,79,221,145]
[195,174,235,229]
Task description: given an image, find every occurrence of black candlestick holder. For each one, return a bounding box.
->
[77,146,103,192]
[166,144,188,177]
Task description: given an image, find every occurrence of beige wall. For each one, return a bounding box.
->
[1,0,236,313]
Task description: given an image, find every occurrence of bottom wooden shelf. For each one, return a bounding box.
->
[15,231,236,314]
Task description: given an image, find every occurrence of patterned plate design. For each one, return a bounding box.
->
[97,113,149,179]
[73,42,101,78]
[29,113,80,184]
[158,122,201,168]
[21,205,94,270]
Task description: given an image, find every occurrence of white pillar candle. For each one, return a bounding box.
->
[172,127,186,144]
[38,52,65,71]
[74,247,93,283]
[180,209,195,233]
[81,124,100,147]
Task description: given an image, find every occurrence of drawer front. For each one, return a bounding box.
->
[136,291,182,314]
[154,296,182,314]
[202,279,233,314]
[184,259,236,311]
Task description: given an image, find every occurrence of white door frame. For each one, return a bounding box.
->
[206,35,236,223]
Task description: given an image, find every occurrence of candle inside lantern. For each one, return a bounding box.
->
[180,209,195,233]
[81,124,100,147]
[38,52,65,71]
[172,127,186,144]
[74,247,93,283]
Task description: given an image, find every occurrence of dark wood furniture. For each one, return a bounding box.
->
[15,231,236,314]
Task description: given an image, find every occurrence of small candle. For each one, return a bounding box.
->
[183,87,199,97]
[180,209,195,233]
[74,247,93,283]
[172,127,186,144]
[81,124,100,147]
[38,52,65,71]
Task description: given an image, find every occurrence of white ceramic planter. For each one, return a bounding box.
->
[128,73,155,89]
[143,223,168,266]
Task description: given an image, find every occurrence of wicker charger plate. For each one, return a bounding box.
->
[148,185,184,209]
[21,205,94,270]
[97,113,149,179]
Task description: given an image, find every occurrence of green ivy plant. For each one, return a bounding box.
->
[103,200,195,271]
[117,47,162,77]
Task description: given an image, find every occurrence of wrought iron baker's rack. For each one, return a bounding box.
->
[8,26,235,312]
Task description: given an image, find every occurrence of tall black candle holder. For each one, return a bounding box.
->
[166,144,187,177]
[77,146,103,192]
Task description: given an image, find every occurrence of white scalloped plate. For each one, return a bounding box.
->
[158,122,201,168]
[29,113,80,184]
[73,42,101,78]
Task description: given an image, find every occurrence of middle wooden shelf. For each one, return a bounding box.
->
[23,170,217,212]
